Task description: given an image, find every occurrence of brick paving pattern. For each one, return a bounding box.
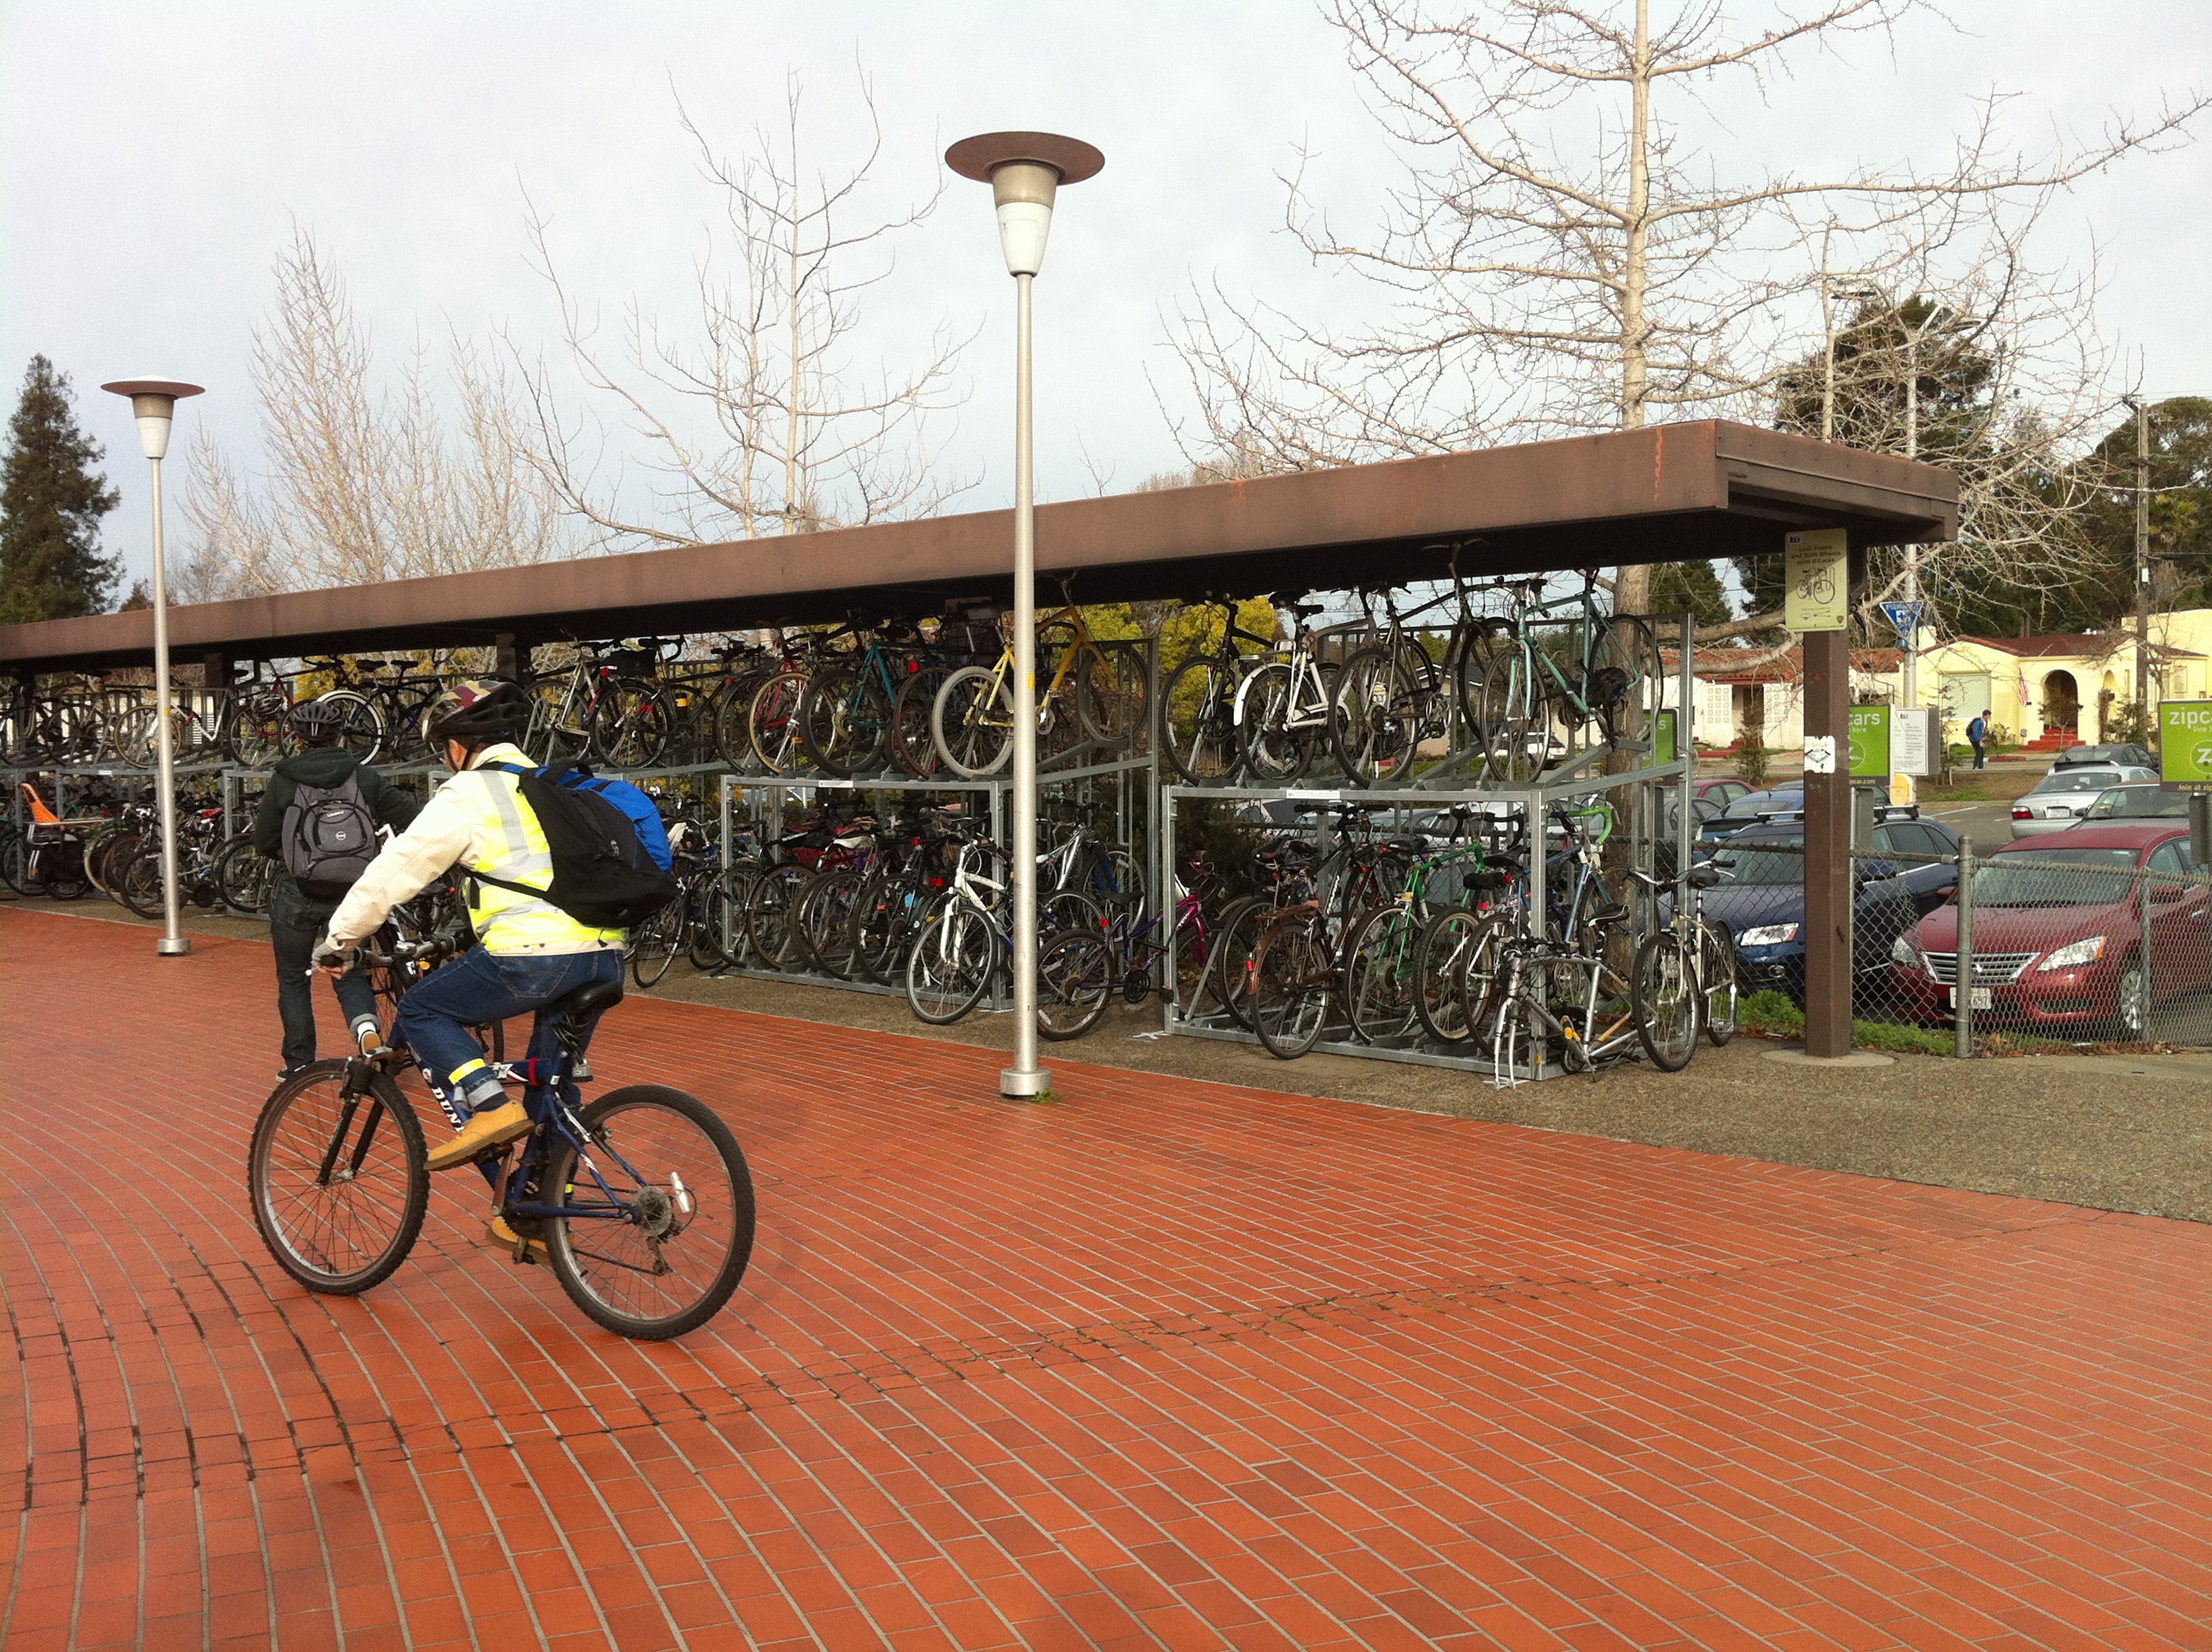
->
[2,905,2209,1650]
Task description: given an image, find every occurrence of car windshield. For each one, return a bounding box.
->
[1973,846,2139,907]
[1711,837,1806,886]
[2087,787,2187,818]
[2031,770,2122,794]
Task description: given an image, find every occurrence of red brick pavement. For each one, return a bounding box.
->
[3,905,2210,1650]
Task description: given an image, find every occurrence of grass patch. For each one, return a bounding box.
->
[1736,989,2075,1057]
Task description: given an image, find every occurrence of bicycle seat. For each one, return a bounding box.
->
[1685,862,1724,891]
[1284,601,1328,619]
[554,977,626,1023]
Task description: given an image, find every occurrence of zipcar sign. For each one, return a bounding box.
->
[2160,701,2212,792]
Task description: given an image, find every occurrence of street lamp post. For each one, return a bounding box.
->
[946,131,1103,1102]
[102,377,205,957]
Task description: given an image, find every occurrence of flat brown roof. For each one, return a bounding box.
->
[2,421,1953,672]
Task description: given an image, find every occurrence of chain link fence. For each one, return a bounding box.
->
[1714,835,2212,1054]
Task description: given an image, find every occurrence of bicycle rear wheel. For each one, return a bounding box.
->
[1036,930,1114,1041]
[1159,656,1242,784]
[247,1064,428,1294]
[1700,919,1739,1045]
[1342,905,1419,1044]
[543,1085,755,1341]
[630,900,683,987]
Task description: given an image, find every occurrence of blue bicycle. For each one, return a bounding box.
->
[246,937,756,1341]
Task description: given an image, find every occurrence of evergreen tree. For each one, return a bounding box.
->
[1644,559,1733,626]
[2076,397,2212,621]
[0,356,122,624]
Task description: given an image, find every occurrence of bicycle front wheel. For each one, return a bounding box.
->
[1700,919,1739,1045]
[1250,913,1333,1060]
[543,1085,756,1341]
[931,666,1014,777]
[247,1064,428,1294]
[905,895,998,1024]
[1632,930,1700,1072]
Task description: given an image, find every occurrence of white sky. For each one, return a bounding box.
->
[3,0,2208,591]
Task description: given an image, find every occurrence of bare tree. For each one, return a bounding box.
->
[178,230,572,601]
[1168,0,2204,619]
[519,73,973,550]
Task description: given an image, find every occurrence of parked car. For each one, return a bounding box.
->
[1699,823,1921,999]
[2054,742,2155,770]
[1695,785,1916,854]
[2009,764,2157,837]
[1888,824,2212,1038]
[2085,781,2189,821]
[1870,815,1962,916]
[1690,777,1755,809]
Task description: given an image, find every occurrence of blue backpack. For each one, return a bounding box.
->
[472,760,675,928]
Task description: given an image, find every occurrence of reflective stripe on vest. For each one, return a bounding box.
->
[457,765,622,949]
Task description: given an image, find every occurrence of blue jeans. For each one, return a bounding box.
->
[395,945,625,1116]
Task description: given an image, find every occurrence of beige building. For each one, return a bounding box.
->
[1667,609,2212,753]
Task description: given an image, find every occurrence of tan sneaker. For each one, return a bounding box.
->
[424,1100,532,1171]
[483,1215,550,1265]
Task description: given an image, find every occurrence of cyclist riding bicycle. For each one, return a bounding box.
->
[312,679,626,1189]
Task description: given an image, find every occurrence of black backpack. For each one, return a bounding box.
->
[282,771,379,899]
[469,762,677,929]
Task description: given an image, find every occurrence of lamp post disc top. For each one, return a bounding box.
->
[102,379,206,401]
[945,132,1103,184]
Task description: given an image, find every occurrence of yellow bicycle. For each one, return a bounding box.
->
[928,606,1148,777]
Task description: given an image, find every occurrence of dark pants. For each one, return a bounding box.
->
[271,879,377,1072]
[1970,740,1986,770]
[394,945,624,1117]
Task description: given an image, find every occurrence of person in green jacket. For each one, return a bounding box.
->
[252,700,420,1074]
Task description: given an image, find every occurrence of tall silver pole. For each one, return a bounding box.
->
[1002,270,1048,1098]
[148,453,189,957]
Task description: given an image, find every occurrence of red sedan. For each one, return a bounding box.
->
[1888,824,2212,1039]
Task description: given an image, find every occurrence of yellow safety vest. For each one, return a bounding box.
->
[455,756,624,953]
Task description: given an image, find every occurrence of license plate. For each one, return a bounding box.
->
[1947,986,1993,1009]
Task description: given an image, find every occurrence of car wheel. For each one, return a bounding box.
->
[2113,956,2150,1040]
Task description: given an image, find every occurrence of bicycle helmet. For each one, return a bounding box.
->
[422,678,530,747]
[288,698,350,737]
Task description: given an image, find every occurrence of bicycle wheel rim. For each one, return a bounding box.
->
[905,900,996,1022]
[546,1087,755,1341]
[1633,933,1700,1069]
[247,1066,427,1294]
[1037,932,1113,1040]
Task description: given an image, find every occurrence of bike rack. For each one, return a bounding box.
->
[1155,614,1698,1083]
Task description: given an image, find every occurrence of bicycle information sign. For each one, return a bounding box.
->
[1848,705,1889,779]
[2158,701,2212,792]
[1784,528,1849,632]
[1878,600,1925,638]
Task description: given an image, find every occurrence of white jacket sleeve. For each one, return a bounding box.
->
[324,782,481,945]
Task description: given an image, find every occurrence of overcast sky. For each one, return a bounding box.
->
[3,0,2207,592]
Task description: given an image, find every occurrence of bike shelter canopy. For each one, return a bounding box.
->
[0,422,1953,673]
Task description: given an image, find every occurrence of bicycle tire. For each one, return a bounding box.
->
[1208,894,1271,1028]
[1478,648,1546,782]
[1631,930,1700,1072]
[316,689,383,763]
[630,900,683,987]
[931,665,1013,777]
[1235,661,1316,784]
[596,682,676,769]
[117,848,166,920]
[1076,641,1148,747]
[795,866,866,979]
[542,1085,756,1341]
[218,834,275,914]
[747,671,811,775]
[1330,646,1423,788]
[1342,904,1419,1044]
[1036,930,1114,1041]
[247,1063,428,1295]
[745,863,813,971]
[888,670,946,777]
[904,893,998,1024]
[1249,911,1333,1060]
[684,887,725,972]
[1159,656,1243,785]
[799,664,890,779]
[1700,919,1739,1046]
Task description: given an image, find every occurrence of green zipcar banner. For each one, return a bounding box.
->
[1848,705,1889,780]
[2159,701,2212,791]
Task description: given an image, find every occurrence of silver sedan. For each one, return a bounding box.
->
[2009,764,2159,837]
